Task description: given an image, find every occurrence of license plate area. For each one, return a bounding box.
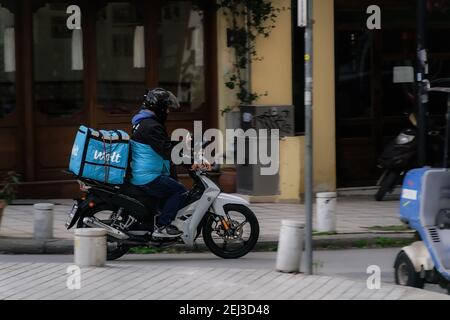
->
[65,202,79,228]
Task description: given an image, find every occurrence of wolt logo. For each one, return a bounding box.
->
[93,150,121,163]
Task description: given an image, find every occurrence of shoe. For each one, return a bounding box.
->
[152,225,182,238]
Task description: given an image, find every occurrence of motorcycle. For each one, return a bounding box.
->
[375,113,444,201]
[374,76,450,201]
[65,165,260,261]
[375,115,418,201]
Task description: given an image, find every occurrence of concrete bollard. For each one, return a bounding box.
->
[33,203,54,239]
[276,220,305,273]
[316,192,337,233]
[74,228,107,267]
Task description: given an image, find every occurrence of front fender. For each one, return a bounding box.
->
[211,193,250,216]
[399,241,434,273]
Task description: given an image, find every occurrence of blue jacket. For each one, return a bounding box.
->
[129,110,172,185]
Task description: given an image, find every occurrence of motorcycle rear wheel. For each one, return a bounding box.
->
[77,204,130,261]
[202,204,259,259]
[375,170,399,201]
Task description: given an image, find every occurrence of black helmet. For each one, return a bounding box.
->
[142,88,180,122]
[143,88,180,111]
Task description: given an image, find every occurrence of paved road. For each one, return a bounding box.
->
[1,248,447,295]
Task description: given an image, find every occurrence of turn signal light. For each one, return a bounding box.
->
[88,201,95,208]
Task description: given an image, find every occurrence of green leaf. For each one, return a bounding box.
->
[225,81,235,89]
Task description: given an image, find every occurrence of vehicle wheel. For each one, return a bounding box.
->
[77,204,130,261]
[202,204,259,259]
[394,251,425,288]
[375,170,399,201]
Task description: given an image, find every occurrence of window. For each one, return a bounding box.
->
[335,31,373,120]
[96,2,146,114]
[0,4,15,118]
[158,1,205,112]
[33,3,84,117]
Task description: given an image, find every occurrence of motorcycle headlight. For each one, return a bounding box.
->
[396,133,415,145]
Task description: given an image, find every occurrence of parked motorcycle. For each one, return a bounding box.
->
[375,115,418,201]
[65,166,260,260]
[375,113,444,201]
[374,74,450,201]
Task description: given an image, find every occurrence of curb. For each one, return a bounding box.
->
[0,233,416,255]
[0,238,74,254]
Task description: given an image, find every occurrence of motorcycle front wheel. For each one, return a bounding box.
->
[202,204,259,259]
[375,170,400,201]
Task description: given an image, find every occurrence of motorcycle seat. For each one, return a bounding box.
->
[119,182,151,198]
[119,182,160,216]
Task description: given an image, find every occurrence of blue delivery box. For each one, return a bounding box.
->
[69,125,130,185]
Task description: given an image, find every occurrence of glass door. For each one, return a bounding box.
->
[336,0,450,187]
[33,2,86,180]
[335,0,416,187]
[0,2,19,173]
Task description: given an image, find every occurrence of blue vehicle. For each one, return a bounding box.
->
[395,87,450,294]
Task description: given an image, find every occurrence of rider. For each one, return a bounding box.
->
[129,88,189,238]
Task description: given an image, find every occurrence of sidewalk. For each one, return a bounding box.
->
[0,261,448,300]
[0,196,412,254]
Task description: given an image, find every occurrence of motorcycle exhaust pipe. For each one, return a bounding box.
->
[82,217,129,240]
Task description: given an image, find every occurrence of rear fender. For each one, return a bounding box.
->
[66,194,105,229]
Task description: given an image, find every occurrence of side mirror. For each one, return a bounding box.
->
[393,66,414,83]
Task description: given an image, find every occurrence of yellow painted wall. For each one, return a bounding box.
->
[251,0,292,106]
[216,11,238,133]
[250,0,304,201]
[279,136,304,202]
[312,0,336,192]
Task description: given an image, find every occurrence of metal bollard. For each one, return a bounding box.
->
[33,203,54,239]
[276,220,305,273]
[74,228,107,267]
[316,192,337,233]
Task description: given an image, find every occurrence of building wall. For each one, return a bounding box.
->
[215,0,336,201]
[312,0,336,193]
[250,0,301,201]
[216,9,238,134]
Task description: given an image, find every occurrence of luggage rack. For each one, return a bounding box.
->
[62,169,120,192]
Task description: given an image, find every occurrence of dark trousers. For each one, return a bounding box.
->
[140,175,188,227]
